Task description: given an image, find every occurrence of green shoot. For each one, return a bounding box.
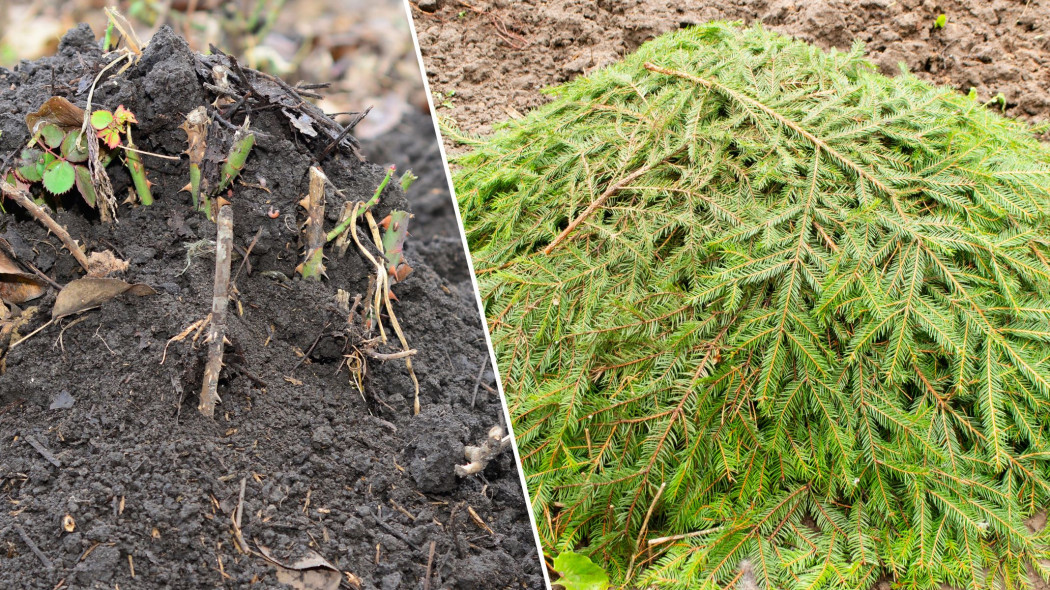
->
[325,165,395,243]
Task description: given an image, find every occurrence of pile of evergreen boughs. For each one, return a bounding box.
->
[453,22,1050,590]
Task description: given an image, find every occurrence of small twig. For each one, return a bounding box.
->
[24,435,61,468]
[363,349,417,361]
[320,107,372,160]
[471,357,488,409]
[376,518,422,550]
[117,144,182,161]
[231,363,268,389]
[15,524,53,569]
[232,228,263,284]
[199,206,233,417]
[647,525,725,547]
[423,541,436,590]
[1,183,91,273]
[232,477,248,553]
[626,481,666,581]
[289,322,332,372]
[0,240,62,290]
[542,163,658,255]
[9,319,55,351]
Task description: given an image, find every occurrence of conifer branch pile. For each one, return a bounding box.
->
[453,23,1050,589]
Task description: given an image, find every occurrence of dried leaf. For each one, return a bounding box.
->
[256,545,341,590]
[180,107,211,165]
[52,277,156,319]
[0,250,46,304]
[282,109,318,137]
[25,97,86,135]
[86,250,129,277]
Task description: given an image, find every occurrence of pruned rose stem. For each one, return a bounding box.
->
[325,164,395,243]
[296,166,327,280]
[199,205,233,417]
[213,126,255,196]
[123,132,152,205]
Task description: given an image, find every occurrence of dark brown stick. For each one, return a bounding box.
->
[423,541,436,590]
[1,182,92,273]
[199,206,233,417]
[15,524,53,569]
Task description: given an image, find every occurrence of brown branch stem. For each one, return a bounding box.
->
[199,205,233,417]
[1,182,92,273]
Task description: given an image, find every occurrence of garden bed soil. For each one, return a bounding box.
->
[0,25,543,590]
[413,0,1050,145]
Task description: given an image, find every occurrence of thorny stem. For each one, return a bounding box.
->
[367,210,420,415]
[326,165,396,243]
[124,131,152,205]
[380,210,412,281]
[213,126,255,196]
[1,181,92,273]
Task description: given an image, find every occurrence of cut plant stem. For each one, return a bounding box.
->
[380,211,412,282]
[213,125,255,196]
[180,107,210,211]
[123,132,152,205]
[367,210,420,415]
[296,166,327,280]
[199,205,233,417]
[325,165,395,243]
[1,181,92,273]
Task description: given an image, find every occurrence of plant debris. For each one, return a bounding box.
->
[455,22,1050,589]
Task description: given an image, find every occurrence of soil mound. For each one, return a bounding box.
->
[0,25,542,590]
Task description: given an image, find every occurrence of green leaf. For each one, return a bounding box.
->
[42,159,75,195]
[40,124,64,149]
[553,552,609,590]
[90,109,114,131]
[61,131,88,163]
[74,165,96,208]
[934,13,947,28]
[97,127,122,150]
[15,149,45,182]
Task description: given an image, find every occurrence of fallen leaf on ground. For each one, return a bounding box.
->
[25,96,86,134]
[256,545,342,590]
[0,250,46,304]
[552,552,610,590]
[53,277,156,319]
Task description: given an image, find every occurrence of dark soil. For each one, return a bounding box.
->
[413,0,1050,144]
[0,25,542,590]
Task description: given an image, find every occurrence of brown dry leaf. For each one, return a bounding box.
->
[0,250,46,304]
[86,250,130,277]
[25,96,86,135]
[52,277,157,319]
[180,106,210,165]
[282,109,318,137]
[256,545,342,590]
